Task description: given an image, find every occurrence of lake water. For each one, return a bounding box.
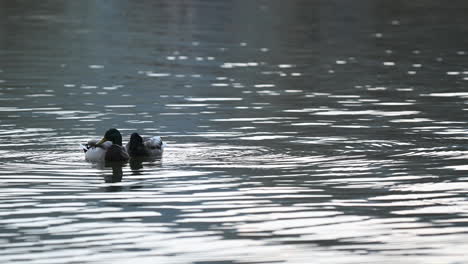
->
[1,1,468,263]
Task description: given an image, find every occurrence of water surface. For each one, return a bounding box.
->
[1,1,468,263]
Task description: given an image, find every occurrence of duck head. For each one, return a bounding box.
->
[129,132,144,146]
[97,128,123,146]
[128,132,149,156]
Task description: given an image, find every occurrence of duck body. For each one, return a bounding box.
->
[81,128,129,162]
[126,133,165,158]
[81,140,112,162]
[105,144,129,162]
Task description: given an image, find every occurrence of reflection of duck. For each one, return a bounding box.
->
[129,155,162,175]
[104,162,124,183]
[126,132,165,158]
[81,128,129,162]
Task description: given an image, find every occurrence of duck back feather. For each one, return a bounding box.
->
[145,136,165,156]
[82,141,112,162]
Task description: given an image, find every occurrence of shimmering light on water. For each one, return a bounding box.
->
[1,1,468,264]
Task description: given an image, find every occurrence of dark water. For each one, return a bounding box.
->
[1,1,468,263]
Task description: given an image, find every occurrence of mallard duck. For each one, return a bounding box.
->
[126,132,165,158]
[81,128,129,162]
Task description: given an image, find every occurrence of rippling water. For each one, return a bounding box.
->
[2,1,468,263]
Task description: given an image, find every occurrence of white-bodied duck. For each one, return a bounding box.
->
[125,132,165,158]
[81,128,129,162]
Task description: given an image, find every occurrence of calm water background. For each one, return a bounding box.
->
[1,1,468,263]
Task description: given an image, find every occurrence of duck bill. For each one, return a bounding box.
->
[96,137,108,146]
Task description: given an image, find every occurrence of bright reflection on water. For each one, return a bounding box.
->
[1,1,468,263]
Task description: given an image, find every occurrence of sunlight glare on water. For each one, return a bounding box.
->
[1,1,468,264]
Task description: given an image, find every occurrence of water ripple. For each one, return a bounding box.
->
[2,1,468,263]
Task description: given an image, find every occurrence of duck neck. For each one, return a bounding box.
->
[112,138,122,146]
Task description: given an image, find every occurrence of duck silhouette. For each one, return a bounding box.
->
[125,132,165,158]
[81,128,129,162]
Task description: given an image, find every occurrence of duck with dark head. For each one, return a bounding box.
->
[127,133,149,157]
[96,128,129,162]
[126,132,165,158]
